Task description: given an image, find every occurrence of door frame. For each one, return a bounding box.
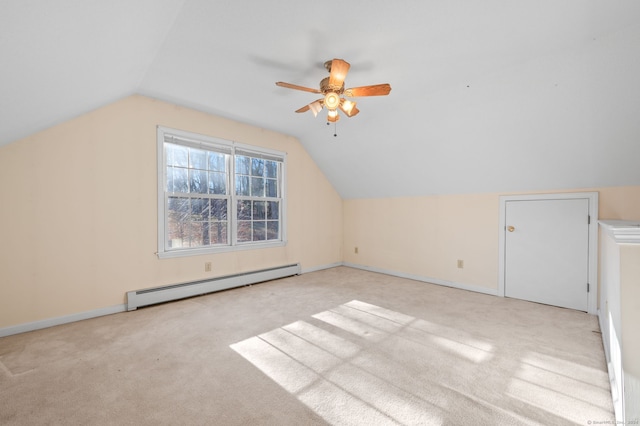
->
[498,192,599,314]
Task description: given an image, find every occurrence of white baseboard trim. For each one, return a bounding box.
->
[0,304,127,338]
[301,262,344,274]
[342,262,499,296]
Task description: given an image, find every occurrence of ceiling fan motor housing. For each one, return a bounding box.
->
[320,77,344,94]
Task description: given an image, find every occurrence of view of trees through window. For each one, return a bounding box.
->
[161,134,283,254]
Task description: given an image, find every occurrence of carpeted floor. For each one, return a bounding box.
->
[0,267,614,425]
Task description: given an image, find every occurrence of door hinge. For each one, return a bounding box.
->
[587,283,590,292]
[588,215,591,224]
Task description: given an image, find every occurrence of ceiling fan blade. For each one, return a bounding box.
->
[309,99,323,116]
[344,84,391,97]
[276,82,321,94]
[328,59,350,88]
[295,99,324,117]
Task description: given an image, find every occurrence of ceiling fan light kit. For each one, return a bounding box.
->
[276,58,391,124]
[340,99,358,117]
[324,91,341,110]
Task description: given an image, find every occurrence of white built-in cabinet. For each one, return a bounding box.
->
[599,220,640,424]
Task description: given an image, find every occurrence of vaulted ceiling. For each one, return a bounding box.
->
[2,1,639,198]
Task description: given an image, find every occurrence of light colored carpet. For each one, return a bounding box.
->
[0,267,614,425]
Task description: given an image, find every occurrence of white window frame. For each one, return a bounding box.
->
[156,126,287,259]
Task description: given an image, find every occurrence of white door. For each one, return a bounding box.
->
[504,198,590,311]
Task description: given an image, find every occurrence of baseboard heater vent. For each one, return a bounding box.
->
[126,263,301,311]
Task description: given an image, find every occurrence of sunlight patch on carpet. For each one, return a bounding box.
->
[230,300,611,425]
[230,300,447,424]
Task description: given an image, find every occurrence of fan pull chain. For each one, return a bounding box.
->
[327,121,337,137]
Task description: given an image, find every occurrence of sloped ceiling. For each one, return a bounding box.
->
[2,0,640,198]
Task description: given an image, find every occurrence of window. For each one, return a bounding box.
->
[157,127,286,258]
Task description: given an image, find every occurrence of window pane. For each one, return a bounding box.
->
[251,177,264,197]
[266,179,278,197]
[237,200,251,220]
[191,198,209,219]
[265,161,278,178]
[186,221,207,247]
[235,156,250,175]
[167,167,188,193]
[189,169,208,194]
[208,152,226,172]
[267,221,279,240]
[211,199,228,220]
[267,201,279,220]
[235,175,249,196]
[167,197,190,248]
[167,144,188,167]
[189,148,207,169]
[252,201,266,220]
[209,221,228,244]
[253,221,266,241]
[237,221,251,242]
[251,158,264,176]
[209,172,227,195]
[168,196,190,219]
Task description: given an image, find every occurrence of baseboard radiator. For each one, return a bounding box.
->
[126,263,301,311]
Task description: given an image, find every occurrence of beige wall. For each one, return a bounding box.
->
[0,95,343,328]
[343,187,640,291]
[1,94,638,331]
[343,194,500,290]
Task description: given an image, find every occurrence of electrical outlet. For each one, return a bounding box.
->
[457,259,464,269]
[205,262,212,272]
[354,247,359,254]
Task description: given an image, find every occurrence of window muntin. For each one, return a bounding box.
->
[157,127,285,258]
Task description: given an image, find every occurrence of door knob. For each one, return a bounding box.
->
[507,226,515,232]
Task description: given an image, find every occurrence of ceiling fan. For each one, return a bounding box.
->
[275,58,391,122]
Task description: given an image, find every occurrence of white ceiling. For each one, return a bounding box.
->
[2,0,640,198]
